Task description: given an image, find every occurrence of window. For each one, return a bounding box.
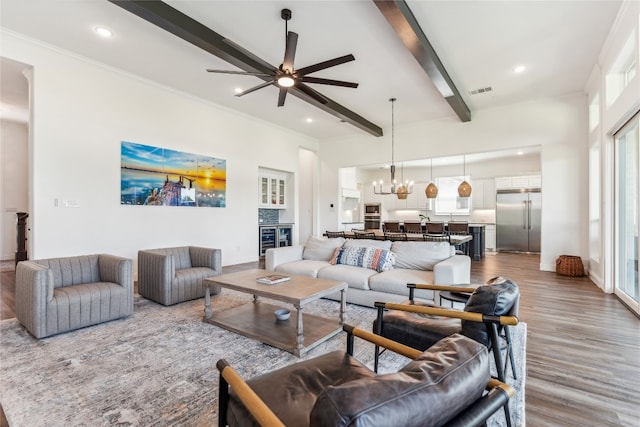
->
[606,30,637,107]
[435,176,471,215]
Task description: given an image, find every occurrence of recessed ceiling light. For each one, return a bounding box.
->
[234,87,243,94]
[517,151,524,155]
[512,65,526,73]
[306,118,313,123]
[93,26,113,38]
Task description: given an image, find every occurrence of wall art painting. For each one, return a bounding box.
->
[120,141,226,207]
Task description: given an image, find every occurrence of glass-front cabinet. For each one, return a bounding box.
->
[259,173,287,209]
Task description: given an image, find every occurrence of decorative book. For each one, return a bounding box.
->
[256,274,291,285]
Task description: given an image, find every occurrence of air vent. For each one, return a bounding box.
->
[469,86,493,95]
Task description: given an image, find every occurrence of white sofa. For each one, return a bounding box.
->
[266,237,471,307]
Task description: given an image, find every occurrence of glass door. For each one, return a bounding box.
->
[614,113,639,314]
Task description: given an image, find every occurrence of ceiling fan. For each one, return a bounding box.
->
[206,8,359,107]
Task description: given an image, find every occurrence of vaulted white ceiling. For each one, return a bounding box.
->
[0,0,622,140]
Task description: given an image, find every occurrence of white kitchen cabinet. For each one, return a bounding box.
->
[485,224,496,251]
[528,174,542,188]
[483,179,496,208]
[471,179,496,209]
[495,177,512,189]
[495,175,541,191]
[511,176,529,188]
[471,179,484,209]
[258,173,287,209]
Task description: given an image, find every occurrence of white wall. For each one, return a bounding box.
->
[319,95,589,272]
[587,1,640,291]
[0,120,29,260]
[2,32,319,273]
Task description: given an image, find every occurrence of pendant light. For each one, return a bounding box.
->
[425,158,438,199]
[373,98,413,196]
[396,162,409,199]
[457,155,472,197]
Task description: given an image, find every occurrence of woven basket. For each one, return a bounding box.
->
[556,255,584,277]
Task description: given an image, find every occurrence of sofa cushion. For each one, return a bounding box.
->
[368,269,435,299]
[391,241,451,270]
[329,246,395,272]
[318,265,376,290]
[310,334,489,427]
[274,260,330,278]
[343,239,392,250]
[302,236,345,261]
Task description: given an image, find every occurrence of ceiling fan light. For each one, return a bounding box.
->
[277,76,295,87]
[425,182,438,198]
[458,180,472,198]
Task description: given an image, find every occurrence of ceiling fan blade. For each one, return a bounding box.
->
[282,31,298,72]
[296,83,329,105]
[296,54,355,76]
[235,80,275,97]
[206,69,272,76]
[298,76,359,88]
[277,88,288,107]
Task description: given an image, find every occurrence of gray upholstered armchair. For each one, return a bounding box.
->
[137,246,222,306]
[16,254,133,339]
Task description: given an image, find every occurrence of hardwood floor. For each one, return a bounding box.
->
[1,253,638,426]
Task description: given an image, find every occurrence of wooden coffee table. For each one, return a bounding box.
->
[203,269,347,357]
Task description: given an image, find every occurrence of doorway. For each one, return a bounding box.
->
[614,112,639,315]
[0,57,30,262]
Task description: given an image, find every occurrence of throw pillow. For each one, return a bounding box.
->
[302,236,345,261]
[329,246,395,272]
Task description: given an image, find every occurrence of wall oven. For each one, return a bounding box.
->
[364,203,381,230]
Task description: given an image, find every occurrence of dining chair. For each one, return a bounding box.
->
[403,221,423,233]
[384,231,408,241]
[448,222,470,255]
[353,230,376,239]
[425,221,445,234]
[325,230,346,238]
[382,221,401,232]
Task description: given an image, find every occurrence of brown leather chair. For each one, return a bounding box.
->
[373,277,520,427]
[382,221,401,232]
[217,325,515,427]
[403,220,423,233]
[448,221,469,234]
[425,221,445,234]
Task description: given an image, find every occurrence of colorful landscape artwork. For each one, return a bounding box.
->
[120,141,226,207]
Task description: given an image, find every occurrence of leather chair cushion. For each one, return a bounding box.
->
[226,350,374,427]
[375,301,461,350]
[462,277,519,346]
[310,334,489,427]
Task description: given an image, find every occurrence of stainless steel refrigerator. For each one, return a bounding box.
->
[496,189,541,253]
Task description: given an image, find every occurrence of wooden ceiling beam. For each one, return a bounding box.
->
[108,0,383,137]
[373,0,471,122]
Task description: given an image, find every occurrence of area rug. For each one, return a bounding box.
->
[0,292,526,426]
